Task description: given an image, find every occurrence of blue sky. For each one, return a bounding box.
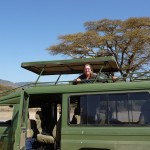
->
[0,0,149,83]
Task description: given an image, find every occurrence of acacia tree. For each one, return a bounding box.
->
[47,17,150,77]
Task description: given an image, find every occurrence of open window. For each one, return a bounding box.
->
[0,105,13,126]
[27,93,62,149]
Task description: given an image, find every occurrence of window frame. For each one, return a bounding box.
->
[68,91,150,127]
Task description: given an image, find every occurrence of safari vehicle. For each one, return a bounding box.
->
[0,56,150,150]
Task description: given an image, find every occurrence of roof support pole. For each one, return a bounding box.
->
[55,74,61,85]
[35,67,45,86]
[94,65,104,83]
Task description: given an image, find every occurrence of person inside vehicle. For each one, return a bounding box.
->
[73,64,117,84]
[26,116,37,150]
[73,64,97,84]
[139,100,150,124]
[70,107,80,124]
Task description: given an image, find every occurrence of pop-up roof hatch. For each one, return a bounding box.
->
[21,56,119,76]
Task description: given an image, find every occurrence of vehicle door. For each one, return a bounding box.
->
[0,89,29,150]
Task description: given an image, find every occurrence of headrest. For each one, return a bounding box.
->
[74,107,80,115]
[35,111,42,120]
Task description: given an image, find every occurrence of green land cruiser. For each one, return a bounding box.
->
[0,56,150,150]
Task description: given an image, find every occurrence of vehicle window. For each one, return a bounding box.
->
[29,108,41,120]
[0,105,13,125]
[69,92,150,126]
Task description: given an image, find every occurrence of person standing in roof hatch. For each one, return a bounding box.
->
[73,64,117,84]
[73,64,97,84]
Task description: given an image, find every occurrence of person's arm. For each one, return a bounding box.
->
[111,76,118,82]
[73,74,84,85]
[73,78,81,85]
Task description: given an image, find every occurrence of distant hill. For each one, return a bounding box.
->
[0,79,31,88]
[0,79,17,87]
[0,84,13,91]
[0,79,32,97]
[0,84,13,97]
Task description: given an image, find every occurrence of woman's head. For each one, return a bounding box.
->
[84,64,93,77]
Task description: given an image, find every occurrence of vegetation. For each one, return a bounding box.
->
[0,84,13,97]
[0,84,13,91]
[47,17,150,77]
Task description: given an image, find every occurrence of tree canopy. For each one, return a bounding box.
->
[47,17,150,77]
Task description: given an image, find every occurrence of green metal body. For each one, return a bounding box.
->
[0,57,149,150]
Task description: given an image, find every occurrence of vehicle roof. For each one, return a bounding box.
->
[21,56,119,75]
[0,81,150,102]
